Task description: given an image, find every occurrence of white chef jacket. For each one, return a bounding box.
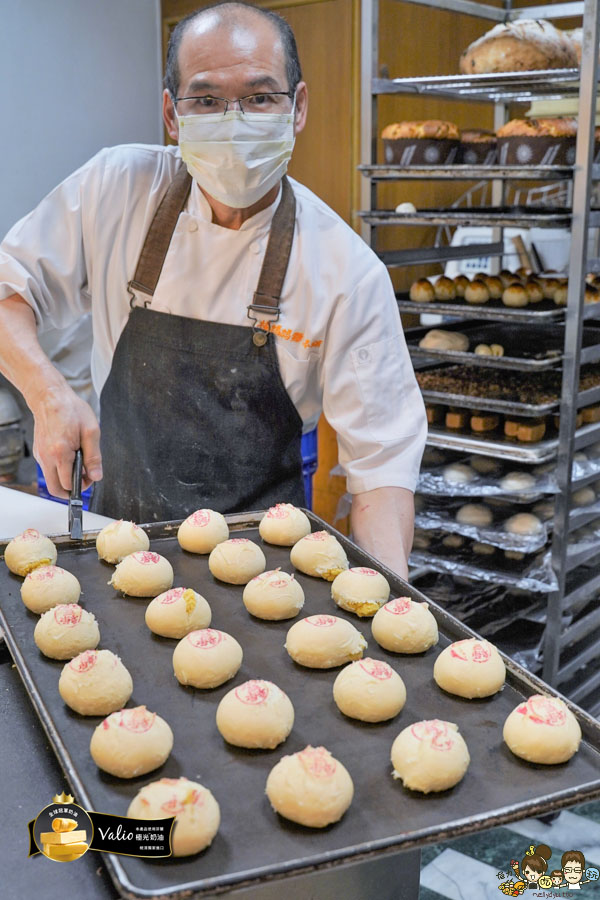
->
[0,144,426,494]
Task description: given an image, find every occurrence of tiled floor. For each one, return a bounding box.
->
[419,800,600,898]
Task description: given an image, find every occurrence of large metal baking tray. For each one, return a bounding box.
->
[398,293,565,323]
[358,206,572,228]
[359,164,574,182]
[2,513,600,900]
[427,429,559,463]
[407,323,600,372]
[417,363,560,414]
[373,69,580,103]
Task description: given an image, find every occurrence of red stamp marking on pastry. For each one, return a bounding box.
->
[160,795,185,816]
[450,640,491,663]
[19,528,42,542]
[159,778,180,785]
[385,597,411,615]
[189,510,211,527]
[54,604,82,626]
[517,695,566,726]
[269,577,289,588]
[70,650,98,673]
[29,566,58,581]
[305,531,328,541]
[187,628,223,649]
[299,747,336,777]
[266,504,291,519]
[411,720,453,751]
[235,680,270,704]
[306,615,337,627]
[133,551,160,565]
[229,538,250,544]
[353,567,378,576]
[118,707,156,733]
[360,658,392,680]
[161,588,184,604]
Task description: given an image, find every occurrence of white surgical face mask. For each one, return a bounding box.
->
[177,104,296,209]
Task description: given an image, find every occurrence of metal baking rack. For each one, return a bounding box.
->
[359,0,600,714]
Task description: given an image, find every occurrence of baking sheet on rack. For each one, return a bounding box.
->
[398,294,565,323]
[2,514,600,900]
[427,428,559,463]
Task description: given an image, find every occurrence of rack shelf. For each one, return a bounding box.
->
[359,164,576,181]
[373,70,581,103]
[359,207,573,228]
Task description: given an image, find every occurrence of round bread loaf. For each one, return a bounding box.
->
[464,280,489,305]
[21,565,81,613]
[266,745,354,828]
[34,604,99,659]
[127,777,220,856]
[173,629,242,689]
[290,531,349,581]
[285,614,367,668]
[59,649,133,715]
[216,679,294,749]
[443,463,475,484]
[90,706,173,778]
[433,638,505,698]
[459,19,577,74]
[208,538,266,585]
[145,587,211,638]
[371,597,438,654]
[96,520,149,564]
[110,551,174,597]
[391,720,470,792]
[503,694,581,764]
[433,277,456,302]
[504,512,543,535]
[331,567,390,617]
[177,509,229,554]
[418,329,469,352]
[333,658,406,722]
[500,471,537,492]
[409,279,435,303]
[242,569,305,620]
[502,284,529,307]
[5,529,57,576]
[456,503,493,527]
[258,504,311,546]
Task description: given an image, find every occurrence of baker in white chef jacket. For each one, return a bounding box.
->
[0,1,426,578]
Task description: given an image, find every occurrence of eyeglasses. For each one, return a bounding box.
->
[564,868,582,874]
[173,91,294,116]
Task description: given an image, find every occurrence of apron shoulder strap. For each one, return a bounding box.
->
[248,176,296,326]
[129,165,192,298]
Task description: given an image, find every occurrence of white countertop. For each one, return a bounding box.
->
[0,485,113,541]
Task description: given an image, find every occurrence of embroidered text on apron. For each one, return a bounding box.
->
[93,169,306,521]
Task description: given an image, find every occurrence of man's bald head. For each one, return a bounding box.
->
[164,2,302,99]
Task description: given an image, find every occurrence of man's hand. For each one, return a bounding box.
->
[0,293,103,497]
[30,383,102,498]
[350,487,415,580]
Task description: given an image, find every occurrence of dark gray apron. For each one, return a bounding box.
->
[92,169,305,521]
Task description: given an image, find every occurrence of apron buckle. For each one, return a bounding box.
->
[127,281,152,309]
[247,297,280,347]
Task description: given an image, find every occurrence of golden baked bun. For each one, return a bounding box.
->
[526,280,544,303]
[433,276,456,301]
[502,284,529,308]
[382,120,459,140]
[497,117,577,138]
[464,280,489,305]
[409,278,435,303]
[453,274,470,297]
[459,20,577,74]
[483,275,503,299]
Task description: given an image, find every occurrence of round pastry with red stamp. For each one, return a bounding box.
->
[258,503,311,546]
[242,569,305,620]
[34,604,100,660]
[333,658,406,722]
[20,565,81,614]
[172,628,243,689]
[216,679,294,749]
[109,550,174,597]
[96,519,150,564]
[433,637,505,699]
[331,567,390,617]
[503,694,582,764]
[145,587,212,638]
[285,614,367,668]
[391,720,470,793]
[177,509,229,554]
[266,745,354,828]
[90,705,174,778]
[290,530,349,581]
[58,649,133,715]
[208,538,266,585]
[127,776,220,856]
[4,528,57,577]
[371,597,439,654]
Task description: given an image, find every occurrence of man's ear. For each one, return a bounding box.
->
[163,90,179,142]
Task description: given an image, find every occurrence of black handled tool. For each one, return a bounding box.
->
[69,449,83,540]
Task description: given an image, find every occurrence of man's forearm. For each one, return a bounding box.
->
[350,486,415,580]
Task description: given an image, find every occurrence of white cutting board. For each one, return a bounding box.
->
[0,485,113,541]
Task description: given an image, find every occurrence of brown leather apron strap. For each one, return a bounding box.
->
[128,165,192,299]
[247,175,296,330]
